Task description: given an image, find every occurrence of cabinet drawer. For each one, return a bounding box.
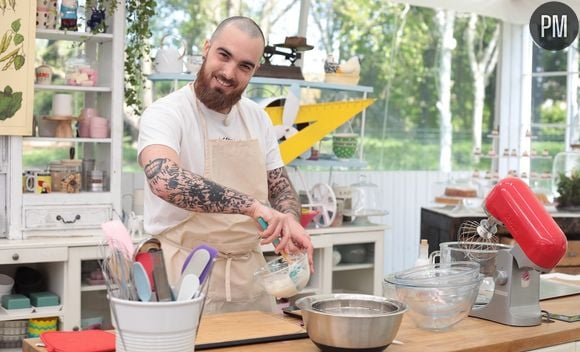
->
[557,241,580,267]
[0,247,67,264]
[23,205,112,231]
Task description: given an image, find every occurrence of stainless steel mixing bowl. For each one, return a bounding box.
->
[295,293,407,352]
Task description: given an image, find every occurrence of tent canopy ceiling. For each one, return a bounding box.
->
[389,0,580,24]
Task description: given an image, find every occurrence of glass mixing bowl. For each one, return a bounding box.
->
[384,264,483,331]
[254,253,310,298]
[431,242,512,305]
[389,261,481,287]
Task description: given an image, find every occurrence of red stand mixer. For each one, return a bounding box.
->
[458,177,567,326]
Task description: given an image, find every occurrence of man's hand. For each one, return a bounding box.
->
[248,201,314,272]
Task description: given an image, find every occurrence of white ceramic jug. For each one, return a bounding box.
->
[154,35,187,73]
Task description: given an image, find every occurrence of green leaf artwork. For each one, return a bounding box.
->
[11,19,20,32]
[0,17,25,71]
[0,85,23,120]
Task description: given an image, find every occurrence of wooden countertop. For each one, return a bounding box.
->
[22,295,580,352]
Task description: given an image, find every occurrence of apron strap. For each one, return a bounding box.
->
[217,251,253,302]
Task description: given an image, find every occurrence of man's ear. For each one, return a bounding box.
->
[202,40,210,57]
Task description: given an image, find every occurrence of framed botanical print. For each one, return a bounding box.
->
[0,0,36,136]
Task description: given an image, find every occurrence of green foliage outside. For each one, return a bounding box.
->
[28,1,571,174]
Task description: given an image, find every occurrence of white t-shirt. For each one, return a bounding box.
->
[137,85,284,235]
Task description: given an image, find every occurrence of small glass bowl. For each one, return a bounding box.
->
[254,253,310,298]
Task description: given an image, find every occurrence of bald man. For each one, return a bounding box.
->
[137,16,313,314]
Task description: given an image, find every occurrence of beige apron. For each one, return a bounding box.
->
[155,96,276,315]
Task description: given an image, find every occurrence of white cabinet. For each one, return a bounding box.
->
[0,241,67,327]
[7,3,125,239]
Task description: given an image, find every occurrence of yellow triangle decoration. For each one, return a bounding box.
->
[264,99,375,165]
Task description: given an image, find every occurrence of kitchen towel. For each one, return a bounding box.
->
[40,330,115,352]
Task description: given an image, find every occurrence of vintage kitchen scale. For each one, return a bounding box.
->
[255,37,313,80]
[457,177,567,326]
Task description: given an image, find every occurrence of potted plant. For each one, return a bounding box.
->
[555,169,580,211]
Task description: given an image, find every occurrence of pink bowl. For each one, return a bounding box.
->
[300,210,319,228]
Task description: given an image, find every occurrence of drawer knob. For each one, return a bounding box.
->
[56,214,81,224]
[12,253,19,261]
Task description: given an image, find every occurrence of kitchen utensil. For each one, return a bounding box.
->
[150,250,173,302]
[132,262,153,302]
[177,249,208,295]
[133,237,162,260]
[456,177,568,326]
[296,293,406,352]
[384,265,483,331]
[176,274,200,301]
[101,220,134,260]
[257,217,291,263]
[181,244,218,285]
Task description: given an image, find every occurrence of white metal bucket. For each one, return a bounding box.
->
[110,293,204,352]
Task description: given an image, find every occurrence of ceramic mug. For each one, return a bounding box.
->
[35,65,53,85]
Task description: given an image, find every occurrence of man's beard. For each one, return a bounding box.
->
[194,61,245,112]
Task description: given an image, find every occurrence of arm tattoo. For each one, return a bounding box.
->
[144,158,255,214]
[267,167,300,220]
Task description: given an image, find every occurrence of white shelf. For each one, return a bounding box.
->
[147,73,374,93]
[81,284,107,292]
[36,29,114,42]
[0,308,64,321]
[333,263,374,271]
[23,137,112,144]
[290,158,367,168]
[34,84,111,93]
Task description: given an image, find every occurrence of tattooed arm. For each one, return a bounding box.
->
[267,167,301,221]
[140,144,313,268]
[139,144,258,215]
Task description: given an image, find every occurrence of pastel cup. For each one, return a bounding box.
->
[89,116,109,138]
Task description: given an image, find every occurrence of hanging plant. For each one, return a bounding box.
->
[125,0,155,115]
[82,0,154,115]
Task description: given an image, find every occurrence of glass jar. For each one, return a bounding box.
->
[50,160,82,193]
[552,144,580,207]
[89,170,104,192]
[65,54,97,86]
[349,174,382,216]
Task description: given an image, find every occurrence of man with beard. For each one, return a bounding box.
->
[137,16,313,314]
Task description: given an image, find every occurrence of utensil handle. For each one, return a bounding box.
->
[258,217,290,261]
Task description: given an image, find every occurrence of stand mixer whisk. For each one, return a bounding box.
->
[457,177,567,326]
